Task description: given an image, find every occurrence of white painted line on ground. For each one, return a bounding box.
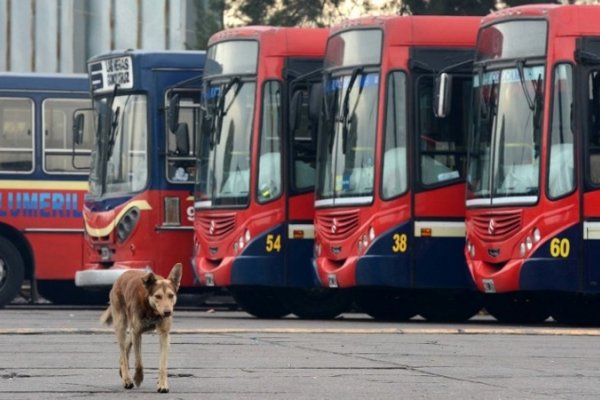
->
[1,327,600,336]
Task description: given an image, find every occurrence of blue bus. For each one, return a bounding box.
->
[74,50,207,293]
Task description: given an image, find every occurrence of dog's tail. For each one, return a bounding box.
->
[100,306,113,326]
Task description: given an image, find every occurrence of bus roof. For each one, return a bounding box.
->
[208,26,329,58]
[0,72,89,92]
[482,4,600,37]
[330,15,481,48]
[88,49,206,70]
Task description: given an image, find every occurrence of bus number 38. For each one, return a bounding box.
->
[392,233,408,253]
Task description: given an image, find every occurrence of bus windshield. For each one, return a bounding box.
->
[316,71,379,206]
[195,78,255,208]
[89,94,148,197]
[467,65,544,205]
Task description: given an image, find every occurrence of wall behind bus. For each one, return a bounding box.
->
[0,0,205,73]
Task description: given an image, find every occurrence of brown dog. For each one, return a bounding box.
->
[100,263,182,393]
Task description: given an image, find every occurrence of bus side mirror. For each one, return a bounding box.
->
[434,72,452,118]
[308,83,323,128]
[72,112,85,145]
[289,90,304,131]
[167,93,180,133]
[174,123,190,156]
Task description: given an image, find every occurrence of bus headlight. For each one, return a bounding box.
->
[117,207,140,243]
[526,236,533,251]
[520,242,526,257]
[533,228,541,243]
[244,229,251,243]
[368,226,375,241]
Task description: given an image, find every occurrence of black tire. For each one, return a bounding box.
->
[418,291,483,323]
[37,280,109,305]
[281,288,353,319]
[354,288,417,321]
[230,287,291,319]
[0,237,25,307]
[551,294,600,326]
[485,293,551,324]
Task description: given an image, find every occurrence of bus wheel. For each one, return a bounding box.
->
[419,291,483,322]
[551,294,600,326]
[0,237,25,307]
[229,287,291,319]
[354,289,417,321]
[37,280,109,305]
[281,288,353,319]
[485,293,550,324]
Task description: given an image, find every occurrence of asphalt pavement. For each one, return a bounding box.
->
[1,308,600,400]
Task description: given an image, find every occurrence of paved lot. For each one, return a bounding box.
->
[1,308,600,399]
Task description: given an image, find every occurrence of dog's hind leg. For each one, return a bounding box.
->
[132,330,144,387]
[157,325,171,393]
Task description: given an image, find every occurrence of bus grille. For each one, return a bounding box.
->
[472,210,522,241]
[197,213,236,239]
[316,210,360,240]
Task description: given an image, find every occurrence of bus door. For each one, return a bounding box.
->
[580,38,600,292]
[412,50,474,289]
[284,59,322,287]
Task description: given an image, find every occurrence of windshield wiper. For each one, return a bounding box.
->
[337,67,363,154]
[516,60,535,111]
[211,76,242,148]
[105,84,121,159]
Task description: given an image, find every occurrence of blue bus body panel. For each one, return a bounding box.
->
[520,224,582,292]
[356,222,411,287]
[413,235,475,289]
[355,220,475,289]
[231,223,319,288]
[231,225,286,286]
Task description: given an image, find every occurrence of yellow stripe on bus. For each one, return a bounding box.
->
[0,180,89,191]
[84,200,152,237]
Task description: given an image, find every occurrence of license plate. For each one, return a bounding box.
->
[204,273,215,287]
[482,279,496,293]
[328,274,338,288]
[100,247,111,261]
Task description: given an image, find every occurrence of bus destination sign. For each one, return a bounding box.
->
[89,56,134,94]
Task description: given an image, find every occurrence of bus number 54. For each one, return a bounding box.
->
[266,234,282,252]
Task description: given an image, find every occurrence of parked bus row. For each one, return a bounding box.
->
[4,4,600,326]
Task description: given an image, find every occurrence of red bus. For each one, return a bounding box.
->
[0,73,94,306]
[74,51,206,294]
[191,27,352,318]
[314,16,482,321]
[464,4,600,324]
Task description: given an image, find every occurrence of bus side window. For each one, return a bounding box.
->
[588,71,600,185]
[166,93,197,183]
[44,98,93,173]
[0,98,34,173]
[291,88,316,192]
[548,64,575,198]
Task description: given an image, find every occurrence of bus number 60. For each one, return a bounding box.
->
[550,237,570,258]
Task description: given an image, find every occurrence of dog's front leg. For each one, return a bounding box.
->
[131,329,144,387]
[157,328,171,393]
[116,323,134,389]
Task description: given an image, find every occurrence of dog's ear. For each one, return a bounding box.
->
[168,263,183,292]
[142,272,157,289]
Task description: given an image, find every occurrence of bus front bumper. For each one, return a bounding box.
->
[75,261,153,287]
